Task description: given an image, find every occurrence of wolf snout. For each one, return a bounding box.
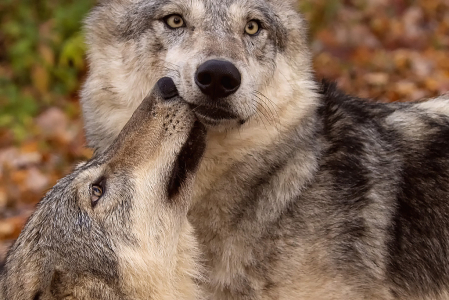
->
[195,60,241,99]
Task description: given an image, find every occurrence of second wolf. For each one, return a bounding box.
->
[82,0,449,299]
[1,79,206,299]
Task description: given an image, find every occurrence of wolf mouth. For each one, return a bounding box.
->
[192,104,238,123]
[167,120,207,200]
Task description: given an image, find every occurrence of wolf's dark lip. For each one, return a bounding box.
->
[167,120,207,200]
[192,105,238,121]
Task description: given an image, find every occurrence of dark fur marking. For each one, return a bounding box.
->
[387,125,449,297]
[33,291,42,300]
[50,270,68,298]
[167,121,206,200]
[151,38,166,53]
[317,84,387,273]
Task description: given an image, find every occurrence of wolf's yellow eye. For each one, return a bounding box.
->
[91,185,103,205]
[165,15,185,29]
[245,20,260,35]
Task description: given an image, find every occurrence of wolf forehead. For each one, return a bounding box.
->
[109,0,289,47]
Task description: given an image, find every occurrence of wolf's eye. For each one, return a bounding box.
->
[165,15,185,29]
[91,184,104,206]
[245,20,260,35]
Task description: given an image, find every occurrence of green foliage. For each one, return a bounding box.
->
[0,0,95,142]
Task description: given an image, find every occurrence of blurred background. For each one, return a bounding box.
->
[0,0,448,259]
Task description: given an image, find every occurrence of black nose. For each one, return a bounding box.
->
[157,77,178,100]
[195,60,241,99]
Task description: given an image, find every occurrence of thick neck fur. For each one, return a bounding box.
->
[119,221,204,300]
[186,56,323,297]
[191,54,321,202]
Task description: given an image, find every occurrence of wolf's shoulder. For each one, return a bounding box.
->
[314,80,449,190]
[315,81,449,195]
[317,80,449,134]
[311,82,449,298]
[318,80,408,123]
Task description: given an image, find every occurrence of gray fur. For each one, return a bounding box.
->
[82,0,449,299]
[1,86,205,300]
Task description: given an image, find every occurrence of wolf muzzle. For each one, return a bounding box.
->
[155,77,207,200]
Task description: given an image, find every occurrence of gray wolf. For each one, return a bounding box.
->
[0,78,206,300]
[82,0,449,299]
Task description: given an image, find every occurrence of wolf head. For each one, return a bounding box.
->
[82,0,317,152]
[1,79,206,300]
